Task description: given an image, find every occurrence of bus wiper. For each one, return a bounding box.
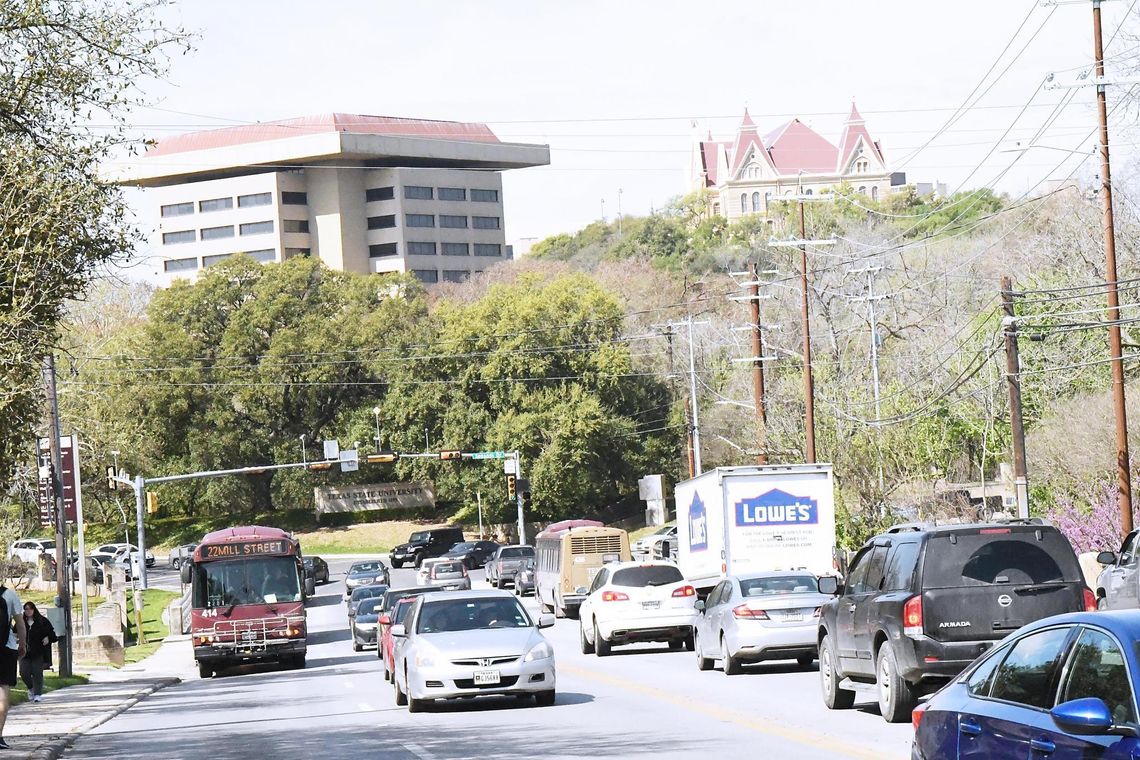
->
[222,602,237,617]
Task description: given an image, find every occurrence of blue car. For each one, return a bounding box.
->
[913,610,1140,759]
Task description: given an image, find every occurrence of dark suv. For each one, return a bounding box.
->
[817,520,1093,723]
[389,527,464,568]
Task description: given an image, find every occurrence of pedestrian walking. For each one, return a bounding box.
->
[0,583,28,750]
[19,603,57,704]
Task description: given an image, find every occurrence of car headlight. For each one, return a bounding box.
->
[524,641,553,662]
[374,576,386,583]
[415,651,436,667]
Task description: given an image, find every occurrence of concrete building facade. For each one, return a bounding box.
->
[110,114,549,286]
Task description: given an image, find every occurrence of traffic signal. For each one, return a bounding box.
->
[518,479,532,509]
[146,492,158,515]
[366,452,400,464]
[439,450,463,461]
[106,466,118,491]
[308,461,333,471]
[506,474,517,500]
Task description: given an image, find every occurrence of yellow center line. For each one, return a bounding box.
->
[560,662,896,760]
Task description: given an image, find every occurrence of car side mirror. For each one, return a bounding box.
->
[390,624,407,638]
[378,615,391,626]
[817,576,839,595]
[694,600,706,612]
[304,576,316,597]
[180,562,192,585]
[1098,551,1119,565]
[1051,697,1114,735]
[537,614,555,629]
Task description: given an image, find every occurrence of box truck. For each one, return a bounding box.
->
[675,464,837,592]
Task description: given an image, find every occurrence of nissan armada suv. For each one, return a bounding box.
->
[817,520,1093,723]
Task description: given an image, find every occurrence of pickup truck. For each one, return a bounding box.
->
[485,545,535,588]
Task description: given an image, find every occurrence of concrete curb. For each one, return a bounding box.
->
[23,677,180,760]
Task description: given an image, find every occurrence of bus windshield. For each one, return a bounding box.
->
[193,555,301,608]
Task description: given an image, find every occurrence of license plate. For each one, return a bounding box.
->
[473,669,501,685]
[240,631,257,641]
[782,611,803,622]
[641,601,661,610]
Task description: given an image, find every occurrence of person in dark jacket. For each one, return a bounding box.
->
[20,602,56,703]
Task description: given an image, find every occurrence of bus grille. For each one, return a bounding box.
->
[570,535,623,555]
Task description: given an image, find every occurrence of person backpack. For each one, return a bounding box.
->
[0,585,9,647]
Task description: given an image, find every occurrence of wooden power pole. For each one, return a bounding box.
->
[799,201,817,463]
[1001,277,1030,519]
[749,263,769,465]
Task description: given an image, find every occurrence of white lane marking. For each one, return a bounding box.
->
[404,743,435,760]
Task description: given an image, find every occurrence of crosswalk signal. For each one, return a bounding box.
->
[439,450,463,461]
[146,492,158,515]
[506,474,517,500]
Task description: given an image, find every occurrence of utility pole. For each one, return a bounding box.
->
[513,451,526,544]
[744,264,770,465]
[42,354,73,678]
[1001,277,1030,519]
[849,266,885,422]
[685,315,703,475]
[799,200,817,463]
[664,323,694,477]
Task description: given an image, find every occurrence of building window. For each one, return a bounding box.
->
[245,249,276,263]
[442,270,469,283]
[751,192,760,212]
[281,191,308,205]
[368,215,397,229]
[200,225,234,241]
[405,185,433,200]
[471,188,498,202]
[284,248,311,258]
[163,257,198,272]
[406,214,435,228]
[239,221,274,236]
[369,243,398,258]
[162,229,196,245]
[366,186,395,202]
[859,186,867,196]
[472,216,500,230]
[412,269,438,284]
[474,243,501,257]
[199,197,233,213]
[407,241,437,256]
[764,192,772,209]
[805,189,813,196]
[740,194,747,214]
[713,203,720,215]
[238,192,272,208]
[442,242,469,256]
[282,219,309,233]
[160,202,194,218]
[871,186,879,201]
[438,187,466,201]
[202,253,233,267]
[439,215,468,229]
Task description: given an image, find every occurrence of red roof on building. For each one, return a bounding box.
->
[145,113,502,157]
[765,119,839,174]
[836,102,884,171]
[701,140,730,186]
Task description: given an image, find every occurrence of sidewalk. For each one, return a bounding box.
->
[4,636,194,759]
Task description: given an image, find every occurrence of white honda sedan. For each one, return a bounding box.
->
[391,590,556,712]
[578,561,698,656]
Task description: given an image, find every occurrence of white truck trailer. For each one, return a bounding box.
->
[675,464,837,592]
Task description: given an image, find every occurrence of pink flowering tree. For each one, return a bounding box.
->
[1042,480,1123,554]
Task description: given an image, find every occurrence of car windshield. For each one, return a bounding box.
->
[923,532,1083,588]
[448,543,474,553]
[417,597,532,633]
[655,526,675,536]
[739,575,818,596]
[611,565,684,587]
[409,532,429,543]
[349,562,384,574]
[358,598,382,614]
[192,556,301,607]
[351,585,389,602]
[499,547,534,559]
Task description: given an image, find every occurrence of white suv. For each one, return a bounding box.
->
[95,542,155,568]
[578,560,698,656]
[10,538,55,564]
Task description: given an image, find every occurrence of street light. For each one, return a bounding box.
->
[372,406,382,451]
[299,434,307,465]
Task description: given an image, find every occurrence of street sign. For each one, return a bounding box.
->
[36,435,79,524]
[469,451,508,461]
[340,449,359,473]
[323,439,340,460]
[503,458,518,476]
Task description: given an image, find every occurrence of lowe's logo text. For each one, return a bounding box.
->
[734,489,819,527]
[689,493,708,552]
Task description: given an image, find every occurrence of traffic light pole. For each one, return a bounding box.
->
[514,451,526,544]
[42,354,73,678]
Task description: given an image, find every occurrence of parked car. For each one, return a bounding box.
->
[91,548,136,580]
[416,558,450,586]
[818,520,1096,723]
[95,542,155,568]
[380,596,418,681]
[303,556,330,585]
[1095,530,1140,609]
[71,556,104,585]
[9,538,55,565]
[485,545,535,589]
[375,586,444,673]
[514,558,536,597]
[578,560,697,656]
[344,561,390,598]
[351,597,384,652]
[427,560,471,591]
[441,540,500,570]
[912,610,1140,759]
[169,543,198,569]
[347,584,389,621]
[695,571,832,674]
[632,525,677,559]
[389,527,465,569]
[391,589,556,711]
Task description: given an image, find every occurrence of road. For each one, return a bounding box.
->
[64,558,914,759]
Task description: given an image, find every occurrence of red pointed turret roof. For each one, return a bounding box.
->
[730,108,773,175]
[836,101,884,172]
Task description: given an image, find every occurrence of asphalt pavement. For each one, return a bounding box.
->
[60,557,914,760]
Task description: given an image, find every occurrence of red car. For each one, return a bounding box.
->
[381,597,417,682]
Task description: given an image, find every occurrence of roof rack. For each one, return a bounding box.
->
[989,516,1047,526]
[885,522,931,533]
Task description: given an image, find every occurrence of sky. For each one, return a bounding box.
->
[113,0,1140,276]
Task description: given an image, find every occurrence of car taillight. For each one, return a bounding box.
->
[462,567,469,576]
[1083,587,1097,612]
[903,595,923,638]
[602,590,629,602]
[672,585,695,598]
[912,703,927,731]
[733,604,769,620]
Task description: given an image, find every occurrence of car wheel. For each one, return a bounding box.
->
[383,663,390,682]
[391,560,403,569]
[198,663,212,679]
[721,636,741,676]
[695,631,713,671]
[496,577,506,589]
[797,654,815,669]
[353,642,363,652]
[534,690,556,707]
[594,622,612,657]
[820,634,855,710]
[172,558,181,570]
[876,644,916,723]
[683,632,695,652]
[394,670,408,706]
[580,619,595,655]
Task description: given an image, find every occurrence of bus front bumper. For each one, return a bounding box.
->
[193,639,306,666]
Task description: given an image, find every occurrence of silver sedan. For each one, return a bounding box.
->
[694,571,833,675]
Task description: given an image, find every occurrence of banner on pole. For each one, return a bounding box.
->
[314,481,435,515]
